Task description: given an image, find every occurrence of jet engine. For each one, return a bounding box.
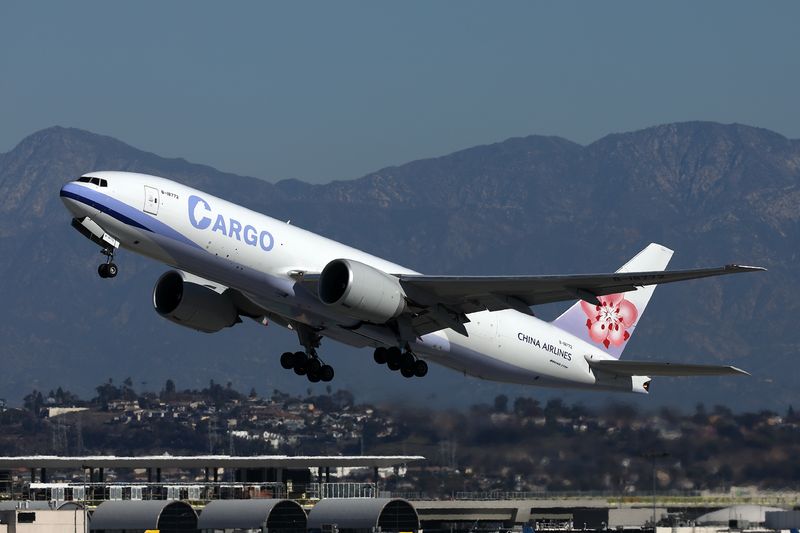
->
[153,270,239,333]
[318,259,407,323]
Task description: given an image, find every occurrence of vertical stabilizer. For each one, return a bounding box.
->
[551,243,674,359]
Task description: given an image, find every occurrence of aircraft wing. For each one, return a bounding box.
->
[585,358,750,376]
[297,263,763,338]
[399,264,763,309]
[393,264,762,335]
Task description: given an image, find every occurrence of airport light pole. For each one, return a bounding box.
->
[82,465,88,533]
[642,451,669,532]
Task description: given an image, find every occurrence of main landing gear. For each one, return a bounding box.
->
[279,324,334,383]
[97,247,118,279]
[373,346,428,378]
[280,351,334,383]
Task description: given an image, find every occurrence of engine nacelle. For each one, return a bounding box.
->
[318,259,407,323]
[153,271,239,333]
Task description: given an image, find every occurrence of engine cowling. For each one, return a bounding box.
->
[318,259,407,323]
[153,271,239,333]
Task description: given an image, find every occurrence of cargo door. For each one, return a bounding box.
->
[144,186,160,215]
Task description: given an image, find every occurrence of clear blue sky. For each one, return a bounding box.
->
[1,1,798,183]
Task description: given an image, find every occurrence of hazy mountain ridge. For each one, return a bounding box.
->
[0,122,796,410]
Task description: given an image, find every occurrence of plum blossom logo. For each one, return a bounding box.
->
[580,294,638,349]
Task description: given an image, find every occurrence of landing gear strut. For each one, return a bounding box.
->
[373,346,427,378]
[97,247,118,279]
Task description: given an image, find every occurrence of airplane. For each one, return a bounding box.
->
[60,171,764,393]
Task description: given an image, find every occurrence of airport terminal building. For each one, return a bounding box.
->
[0,455,799,533]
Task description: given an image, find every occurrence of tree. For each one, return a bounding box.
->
[544,398,566,423]
[513,397,542,418]
[332,390,354,408]
[493,394,509,412]
[23,390,44,414]
[51,386,80,405]
[94,381,122,409]
[165,379,176,395]
[693,403,707,424]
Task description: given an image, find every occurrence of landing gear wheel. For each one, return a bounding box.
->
[373,347,388,364]
[98,263,117,278]
[307,358,322,374]
[400,366,415,378]
[292,352,308,375]
[413,359,428,377]
[400,351,415,370]
[386,347,402,370]
[320,365,334,382]
[280,352,295,369]
[97,246,118,278]
[307,370,321,383]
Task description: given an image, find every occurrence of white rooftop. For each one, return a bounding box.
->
[0,455,424,469]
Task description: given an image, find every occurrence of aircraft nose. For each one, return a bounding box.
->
[60,181,99,218]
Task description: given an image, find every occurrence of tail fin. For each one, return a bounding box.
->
[552,243,674,359]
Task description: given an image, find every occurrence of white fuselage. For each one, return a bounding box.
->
[60,171,641,393]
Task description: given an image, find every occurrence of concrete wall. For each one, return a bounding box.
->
[0,510,85,533]
[609,507,667,527]
[414,499,670,528]
[656,528,729,533]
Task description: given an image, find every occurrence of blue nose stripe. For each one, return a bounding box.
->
[61,186,148,231]
[59,182,202,250]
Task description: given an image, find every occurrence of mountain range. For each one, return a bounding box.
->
[0,122,796,411]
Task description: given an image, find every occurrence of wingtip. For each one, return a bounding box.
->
[729,365,751,376]
[726,264,767,273]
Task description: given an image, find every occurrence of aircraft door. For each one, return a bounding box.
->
[144,186,160,215]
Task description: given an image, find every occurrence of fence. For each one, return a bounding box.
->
[27,481,287,503]
[308,482,377,499]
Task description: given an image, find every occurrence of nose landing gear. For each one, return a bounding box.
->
[98,247,118,279]
[373,346,428,378]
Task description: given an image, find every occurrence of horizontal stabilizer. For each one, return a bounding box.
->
[585,357,750,376]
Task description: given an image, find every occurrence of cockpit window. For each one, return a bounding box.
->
[79,176,108,187]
